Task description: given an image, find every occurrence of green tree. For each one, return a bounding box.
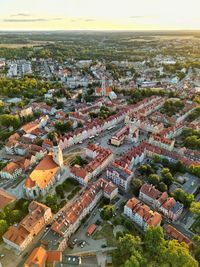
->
[157,182,168,192]
[161,168,174,186]
[112,234,142,267]
[0,220,8,238]
[163,240,198,267]
[131,178,143,196]
[148,174,160,186]
[193,236,200,262]
[9,210,23,224]
[144,227,165,257]
[122,251,147,267]
[173,188,194,208]
[45,194,57,207]
[100,205,114,221]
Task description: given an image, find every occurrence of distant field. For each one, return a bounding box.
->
[0,41,54,48]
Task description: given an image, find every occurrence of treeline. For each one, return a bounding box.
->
[0,77,53,98]
[112,227,199,267]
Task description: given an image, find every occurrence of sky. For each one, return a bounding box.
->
[0,0,200,31]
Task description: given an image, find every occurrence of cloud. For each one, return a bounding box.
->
[70,18,96,22]
[11,13,31,17]
[84,19,96,22]
[129,16,146,19]
[3,18,63,23]
[4,18,46,22]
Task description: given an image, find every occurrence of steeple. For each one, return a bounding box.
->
[52,135,63,167]
[101,76,106,96]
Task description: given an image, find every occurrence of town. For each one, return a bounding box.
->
[0,31,199,267]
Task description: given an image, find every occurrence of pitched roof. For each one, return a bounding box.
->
[0,189,16,209]
[24,246,47,267]
[166,225,193,249]
[25,154,59,189]
[126,197,162,227]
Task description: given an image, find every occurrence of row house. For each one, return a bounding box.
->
[59,96,165,150]
[0,158,30,180]
[114,142,146,170]
[107,162,134,191]
[126,117,164,133]
[149,134,175,151]
[181,148,200,162]
[31,102,56,115]
[124,197,162,231]
[165,225,193,250]
[42,178,117,251]
[144,141,200,167]
[70,144,113,185]
[139,184,183,221]
[159,122,185,139]
[139,184,168,209]
[159,197,183,221]
[3,201,52,252]
[173,102,197,124]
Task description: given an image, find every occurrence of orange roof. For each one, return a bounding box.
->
[3,225,30,246]
[3,201,51,247]
[87,224,97,235]
[25,154,59,189]
[166,225,193,249]
[126,197,162,227]
[8,133,20,142]
[70,165,88,179]
[0,189,16,209]
[22,122,39,134]
[24,247,62,267]
[95,87,101,93]
[46,250,62,263]
[2,162,19,173]
[24,246,47,267]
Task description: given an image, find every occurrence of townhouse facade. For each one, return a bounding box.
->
[124,197,162,231]
[107,162,134,191]
[70,144,113,185]
[139,183,183,221]
[3,201,52,252]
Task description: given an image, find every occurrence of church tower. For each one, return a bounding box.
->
[101,76,106,96]
[52,136,63,167]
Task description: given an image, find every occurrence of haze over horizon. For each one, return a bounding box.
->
[1,0,200,31]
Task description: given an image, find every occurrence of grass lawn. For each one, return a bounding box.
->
[93,222,117,247]
[190,219,200,234]
[63,178,79,192]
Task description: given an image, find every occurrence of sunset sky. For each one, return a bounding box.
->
[0,0,200,31]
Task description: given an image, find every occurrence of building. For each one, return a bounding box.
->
[107,162,134,191]
[24,138,63,198]
[24,246,62,267]
[41,178,117,251]
[165,225,193,249]
[19,107,33,118]
[3,201,52,252]
[0,189,16,210]
[124,197,162,231]
[139,183,168,208]
[149,134,175,151]
[70,144,113,185]
[0,158,30,180]
[159,198,183,221]
[87,224,97,236]
[95,77,113,97]
[110,126,129,146]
